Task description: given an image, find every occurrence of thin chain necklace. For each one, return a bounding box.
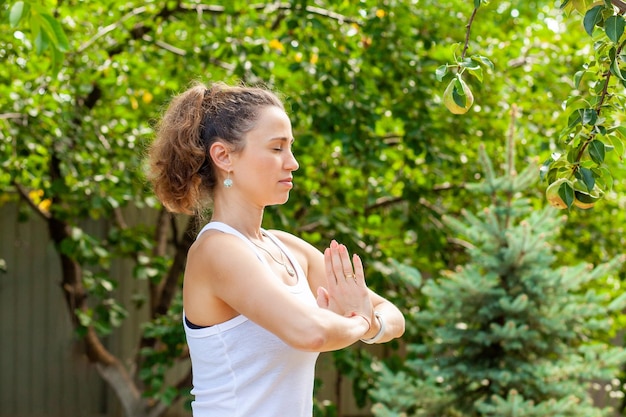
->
[251,232,296,277]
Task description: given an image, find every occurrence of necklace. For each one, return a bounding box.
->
[251,232,296,277]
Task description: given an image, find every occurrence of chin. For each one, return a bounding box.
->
[269,195,290,206]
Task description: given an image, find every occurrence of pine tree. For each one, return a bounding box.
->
[371,132,626,417]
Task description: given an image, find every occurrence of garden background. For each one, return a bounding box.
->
[2,1,626,416]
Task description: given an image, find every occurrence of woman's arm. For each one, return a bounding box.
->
[270,231,405,344]
[184,232,373,352]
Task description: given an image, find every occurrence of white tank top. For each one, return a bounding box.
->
[183,222,320,417]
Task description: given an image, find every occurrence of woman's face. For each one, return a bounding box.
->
[231,106,299,207]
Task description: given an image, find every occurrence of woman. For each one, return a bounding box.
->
[148,81,405,417]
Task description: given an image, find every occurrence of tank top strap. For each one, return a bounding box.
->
[196,222,267,266]
[196,222,309,293]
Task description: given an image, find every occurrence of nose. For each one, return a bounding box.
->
[286,150,299,171]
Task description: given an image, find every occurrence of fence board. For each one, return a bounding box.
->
[0,203,105,417]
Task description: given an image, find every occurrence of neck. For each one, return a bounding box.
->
[210,195,265,239]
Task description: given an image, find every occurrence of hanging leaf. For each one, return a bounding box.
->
[581,108,597,125]
[435,65,448,81]
[588,140,606,164]
[41,13,70,52]
[611,55,626,80]
[605,15,625,44]
[583,5,604,36]
[578,167,595,191]
[558,180,575,208]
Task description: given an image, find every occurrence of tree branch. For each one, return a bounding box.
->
[179,2,357,24]
[612,0,626,14]
[13,182,51,220]
[154,208,170,257]
[142,34,187,56]
[461,4,481,60]
[46,152,118,367]
[77,6,147,53]
[154,216,197,316]
[0,112,26,120]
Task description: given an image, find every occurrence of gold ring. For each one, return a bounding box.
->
[345,273,356,282]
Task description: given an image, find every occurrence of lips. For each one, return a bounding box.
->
[279,177,294,187]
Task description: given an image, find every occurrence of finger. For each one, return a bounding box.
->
[338,244,355,278]
[330,242,353,283]
[316,287,330,308]
[324,248,337,285]
[353,254,365,285]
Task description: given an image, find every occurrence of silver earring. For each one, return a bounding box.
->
[223,172,233,188]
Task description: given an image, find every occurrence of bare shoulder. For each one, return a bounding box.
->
[187,229,252,273]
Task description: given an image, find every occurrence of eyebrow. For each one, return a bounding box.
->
[269,137,295,144]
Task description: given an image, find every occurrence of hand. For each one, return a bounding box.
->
[316,240,373,322]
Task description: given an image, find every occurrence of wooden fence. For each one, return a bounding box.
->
[0,202,377,417]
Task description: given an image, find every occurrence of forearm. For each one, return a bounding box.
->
[302,309,371,352]
[361,300,405,344]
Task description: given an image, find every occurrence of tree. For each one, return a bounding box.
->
[438,0,626,209]
[370,117,626,416]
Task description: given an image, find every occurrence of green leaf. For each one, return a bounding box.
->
[583,5,604,36]
[473,55,495,70]
[605,15,625,43]
[588,140,606,164]
[558,181,575,208]
[567,110,582,129]
[578,167,595,191]
[606,133,625,158]
[36,12,59,45]
[453,79,467,107]
[614,126,626,141]
[30,12,41,45]
[581,108,597,125]
[573,70,585,88]
[34,30,49,55]
[51,47,64,76]
[9,1,26,28]
[435,65,448,82]
[611,55,626,80]
[460,58,481,71]
[41,13,70,52]
[468,67,484,82]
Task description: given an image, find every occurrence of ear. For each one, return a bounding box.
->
[209,141,232,172]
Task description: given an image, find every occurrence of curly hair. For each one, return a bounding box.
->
[147,82,285,214]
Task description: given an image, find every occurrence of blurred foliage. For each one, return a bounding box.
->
[1,0,626,416]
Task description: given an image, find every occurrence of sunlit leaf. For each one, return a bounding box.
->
[41,13,69,52]
[9,1,26,28]
[605,15,625,43]
[436,65,448,81]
